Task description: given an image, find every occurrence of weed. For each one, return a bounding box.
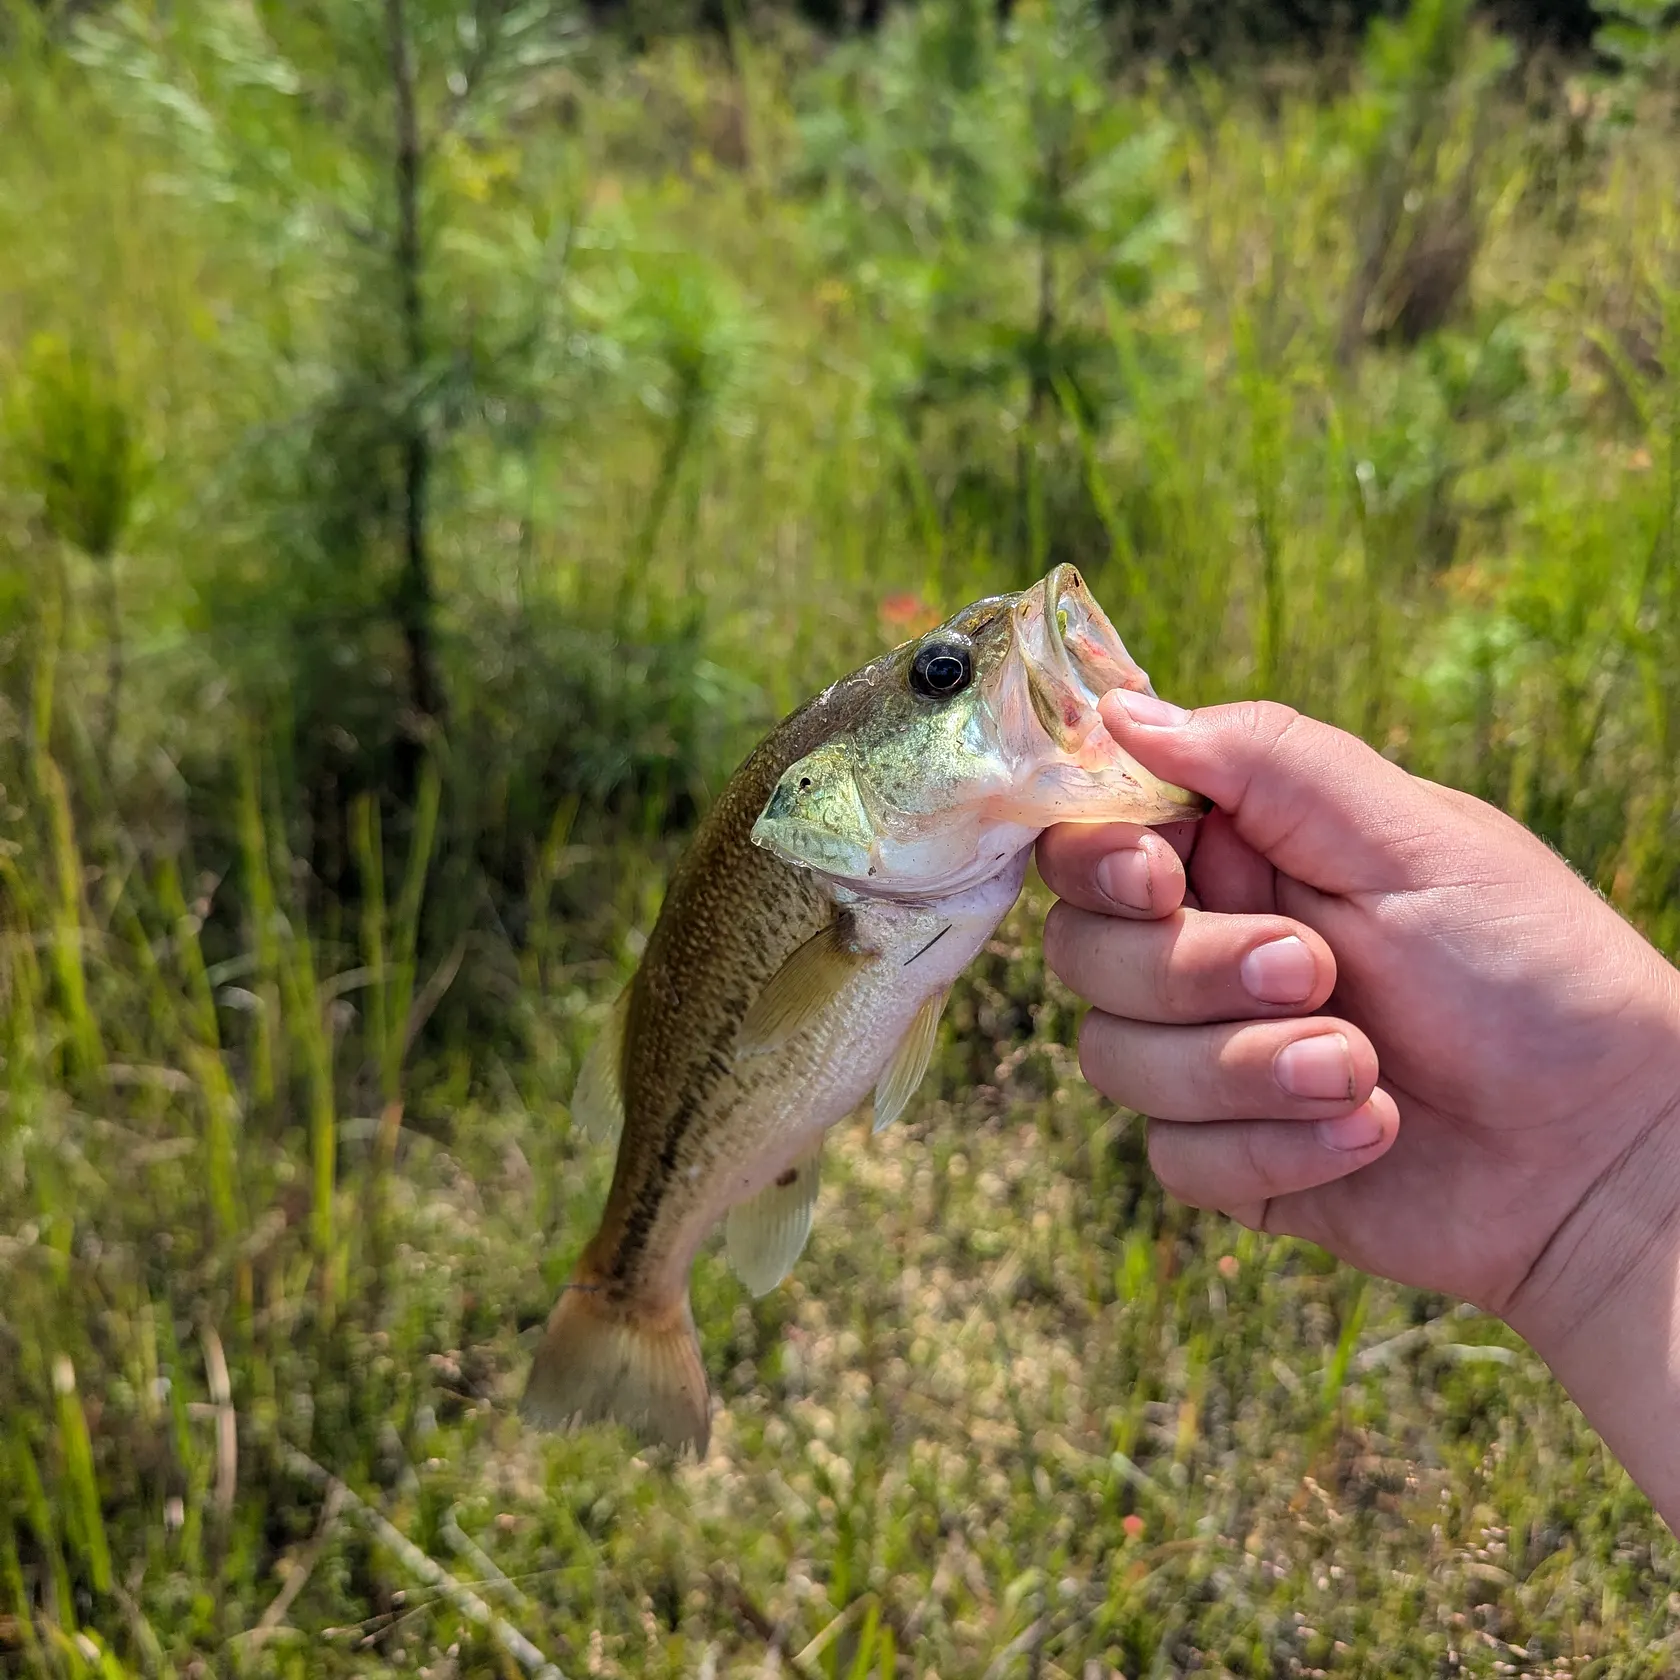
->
[3,1,1680,1674]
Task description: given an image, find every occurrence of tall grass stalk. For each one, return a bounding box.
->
[5,3,1680,1671]
[155,861,241,1239]
[50,1357,111,1599]
[34,754,100,1081]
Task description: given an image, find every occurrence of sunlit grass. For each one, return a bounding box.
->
[7,0,1680,1673]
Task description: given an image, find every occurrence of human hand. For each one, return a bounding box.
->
[1037,695,1680,1520]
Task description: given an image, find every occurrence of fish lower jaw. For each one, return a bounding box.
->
[812,839,1036,907]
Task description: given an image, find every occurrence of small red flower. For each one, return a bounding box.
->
[1122,1513,1145,1541]
[879,593,939,638]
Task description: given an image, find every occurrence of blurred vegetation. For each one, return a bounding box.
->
[7,0,1680,1672]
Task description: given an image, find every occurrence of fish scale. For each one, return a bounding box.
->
[522,565,1206,1454]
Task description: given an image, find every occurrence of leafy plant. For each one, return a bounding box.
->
[4,333,145,780]
[1594,0,1680,88]
[10,4,1680,1667]
[69,0,581,855]
[1337,0,1513,358]
[795,0,1186,575]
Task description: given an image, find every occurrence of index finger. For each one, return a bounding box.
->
[1035,822,1191,919]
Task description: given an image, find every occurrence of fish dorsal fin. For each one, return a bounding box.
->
[874,986,950,1134]
[573,985,631,1146]
[725,1138,824,1297]
[738,919,873,1054]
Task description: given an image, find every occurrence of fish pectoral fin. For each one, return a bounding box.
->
[874,986,950,1135]
[725,1139,824,1298]
[737,919,873,1054]
[573,984,631,1146]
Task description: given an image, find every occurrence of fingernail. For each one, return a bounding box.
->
[1096,846,1153,912]
[1110,690,1191,727]
[1275,1033,1354,1102]
[1316,1105,1385,1152]
[1240,936,1316,1005]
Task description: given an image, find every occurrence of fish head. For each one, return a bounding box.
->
[751,564,1209,897]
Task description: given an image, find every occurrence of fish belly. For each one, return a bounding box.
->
[649,848,1033,1296]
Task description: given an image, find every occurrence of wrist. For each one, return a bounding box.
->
[1505,1029,1680,1527]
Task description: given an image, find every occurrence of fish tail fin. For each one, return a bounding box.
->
[521,1267,710,1455]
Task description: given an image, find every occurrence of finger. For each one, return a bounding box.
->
[1184,809,1277,915]
[1035,824,1188,919]
[1044,904,1336,1023]
[1097,692,1444,896]
[1154,819,1201,866]
[1144,1089,1401,1224]
[1077,1013,1379,1122]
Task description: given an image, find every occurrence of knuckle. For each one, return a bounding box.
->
[1078,1011,1165,1113]
[1238,1123,1288,1199]
[1046,905,1112,999]
[1075,1009,1122,1093]
[1212,1023,1261,1087]
[1145,1124,1202,1206]
[1230,698,1304,756]
[1152,934,1195,1019]
[1034,827,1077,892]
[1042,901,1075,978]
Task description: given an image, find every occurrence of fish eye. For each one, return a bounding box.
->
[910,639,974,700]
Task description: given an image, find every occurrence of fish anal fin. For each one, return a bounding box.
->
[522,1271,710,1455]
[738,919,873,1054]
[573,986,631,1146]
[874,986,949,1135]
[725,1138,823,1298]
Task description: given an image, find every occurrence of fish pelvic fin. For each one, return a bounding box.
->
[726,1135,823,1297]
[521,1273,710,1456]
[874,985,950,1134]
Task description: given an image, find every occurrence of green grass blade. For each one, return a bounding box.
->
[52,1359,112,1597]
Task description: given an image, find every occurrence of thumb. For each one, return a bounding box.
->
[1103,693,1440,894]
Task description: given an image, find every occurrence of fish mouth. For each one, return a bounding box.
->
[750,567,1209,897]
[1008,565,1208,825]
[1019,564,1154,724]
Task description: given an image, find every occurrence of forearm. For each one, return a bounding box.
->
[1507,1105,1680,1531]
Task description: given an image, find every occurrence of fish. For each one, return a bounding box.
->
[521,563,1205,1453]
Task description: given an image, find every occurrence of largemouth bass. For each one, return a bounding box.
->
[523,564,1204,1452]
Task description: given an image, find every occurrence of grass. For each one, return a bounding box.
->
[7,0,1680,1673]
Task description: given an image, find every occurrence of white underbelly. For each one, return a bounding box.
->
[653,849,1032,1293]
